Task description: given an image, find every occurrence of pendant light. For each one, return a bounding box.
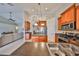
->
[38,3,47,20]
[38,3,42,19]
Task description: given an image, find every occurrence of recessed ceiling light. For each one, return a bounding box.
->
[32,9,34,12]
[41,23,44,25]
[34,23,38,26]
[45,8,48,10]
[16,26,18,30]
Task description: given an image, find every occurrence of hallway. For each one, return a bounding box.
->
[11,42,50,56]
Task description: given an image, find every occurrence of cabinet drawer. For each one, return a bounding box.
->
[39,36,47,42]
[32,36,39,42]
[32,36,47,42]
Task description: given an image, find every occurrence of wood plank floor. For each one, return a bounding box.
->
[11,42,50,56]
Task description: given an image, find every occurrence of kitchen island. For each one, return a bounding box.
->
[32,34,47,42]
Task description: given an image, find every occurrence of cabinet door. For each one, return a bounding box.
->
[61,4,75,24]
[55,33,58,43]
[39,21,46,27]
[58,17,62,30]
[58,4,75,30]
[32,36,39,42]
[25,21,30,31]
[65,5,75,23]
[61,13,66,24]
[76,6,79,30]
[32,36,47,42]
[39,36,47,42]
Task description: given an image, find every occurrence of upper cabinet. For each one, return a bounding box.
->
[39,21,47,27]
[76,6,79,30]
[58,4,76,31]
[60,4,75,25]
[58,17,62,30]
[63,5,75,23]
[25,21,30,31]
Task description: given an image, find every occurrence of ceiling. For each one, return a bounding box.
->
[0,3,73,22]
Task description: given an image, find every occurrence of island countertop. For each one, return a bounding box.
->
[32,34,47,36]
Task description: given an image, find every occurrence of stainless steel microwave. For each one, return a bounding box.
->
[61,24,69,30]
[69,21,76,30]
[61,21,76,30]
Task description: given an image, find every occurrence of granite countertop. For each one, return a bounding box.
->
[32,34,47,36]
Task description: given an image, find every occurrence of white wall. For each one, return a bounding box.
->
[47,17,58,43]
[16,19,23,33]
[0,23,16,34]
[0,16,17,34]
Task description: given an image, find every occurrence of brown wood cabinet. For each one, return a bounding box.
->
[32,36,47,42]
[39,36,47,42]
[32,36,39,42]
[25,21,30,31]
[54,33,58,43]
[61,4,75,25]
[39,21,46,27]
[58,4,79,31]
[58,17,62,30]
[76,6,79,30]
[57,4,79,44]
[58,4,76,30]
[63,4,75,23]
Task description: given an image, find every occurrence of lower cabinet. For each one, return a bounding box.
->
[32,36,47,42]
[32,36,39,42]
[55,33,58,43]
[25,32,31,40]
